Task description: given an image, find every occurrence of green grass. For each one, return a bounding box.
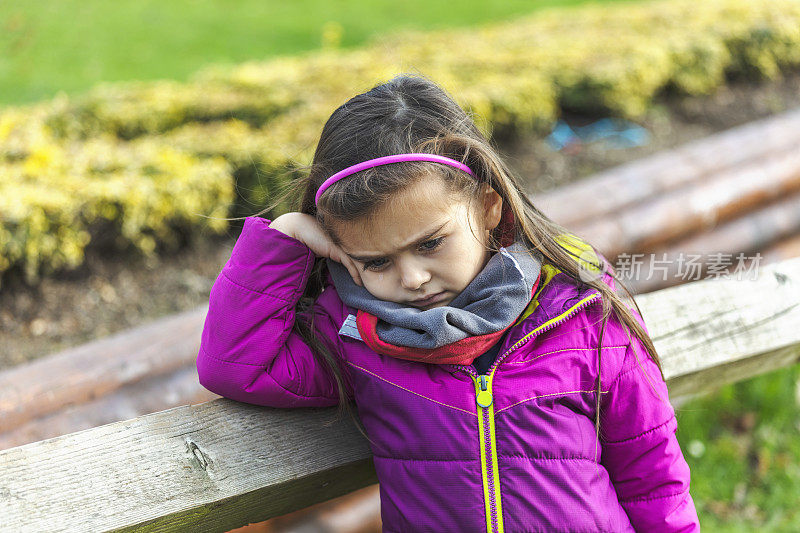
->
[676,363,800,531]
[0,0,643,106]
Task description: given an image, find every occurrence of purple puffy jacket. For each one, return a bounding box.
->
[197,216,700,532]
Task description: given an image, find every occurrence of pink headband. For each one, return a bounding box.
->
[314,153,475,205]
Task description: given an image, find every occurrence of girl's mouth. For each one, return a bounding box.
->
[411,291,446,306]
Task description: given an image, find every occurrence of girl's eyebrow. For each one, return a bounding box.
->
[345,221,449,262]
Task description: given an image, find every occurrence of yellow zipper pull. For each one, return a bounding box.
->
[476,374,493,408]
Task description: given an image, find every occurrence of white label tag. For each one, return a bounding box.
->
[338,313,362,341]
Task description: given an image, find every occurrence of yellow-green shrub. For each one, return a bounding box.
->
[160,119,306,217]
[43,80,300,140]
[0,124,232,286]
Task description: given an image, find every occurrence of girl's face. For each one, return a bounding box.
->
[332,176,503,310]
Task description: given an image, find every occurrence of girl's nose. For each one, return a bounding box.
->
[398,259,431,291]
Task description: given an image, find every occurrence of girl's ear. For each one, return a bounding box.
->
[481,184,503,232]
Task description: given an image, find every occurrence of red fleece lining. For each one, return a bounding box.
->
[357,311,514,365]
[356,271,541,365]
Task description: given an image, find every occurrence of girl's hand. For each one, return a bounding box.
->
[269,213,363,287]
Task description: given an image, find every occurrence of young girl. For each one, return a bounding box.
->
[197,74,700,532]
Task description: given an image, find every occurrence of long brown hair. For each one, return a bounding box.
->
[246,73,664,439]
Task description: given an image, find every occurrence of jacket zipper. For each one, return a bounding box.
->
[473,371,502,533]
[454,292,601,533]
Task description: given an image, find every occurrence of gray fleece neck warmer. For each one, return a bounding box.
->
[327,240,542,349]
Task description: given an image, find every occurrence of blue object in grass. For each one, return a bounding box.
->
[545,121,580,151]
[546,118,650,151]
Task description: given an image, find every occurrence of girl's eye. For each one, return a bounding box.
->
[420,237,445,251]
[361,237,445,272]
[363,258,388,272]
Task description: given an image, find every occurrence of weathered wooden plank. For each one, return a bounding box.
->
[0,306,208,432]
[637,256,800,398]
[0,400,376,532]
[1,258,799,533]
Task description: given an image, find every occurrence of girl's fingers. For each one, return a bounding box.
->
[350,259,364,287]
[331,248,363,287]
[347,258,363,287]
[292,217,363,287]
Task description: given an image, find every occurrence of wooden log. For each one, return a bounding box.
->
[760,234,800,265]
[0,365,217,451]
[571,147,800,259]
[621,193,800,294]
[232,486,381,533]
[0,305,208,432]
[275,485,381,533]
[1,257,799,532]
[535,107,800,226]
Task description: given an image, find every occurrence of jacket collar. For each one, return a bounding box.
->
[491,265,605,361]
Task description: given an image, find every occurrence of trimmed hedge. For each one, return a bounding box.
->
[0,107,232,283]
[2,0,800,287]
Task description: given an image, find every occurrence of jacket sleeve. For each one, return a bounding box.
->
[600,328,700,532]
[196,216,352,407]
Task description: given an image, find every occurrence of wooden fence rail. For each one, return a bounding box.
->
[1,257,799,532]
